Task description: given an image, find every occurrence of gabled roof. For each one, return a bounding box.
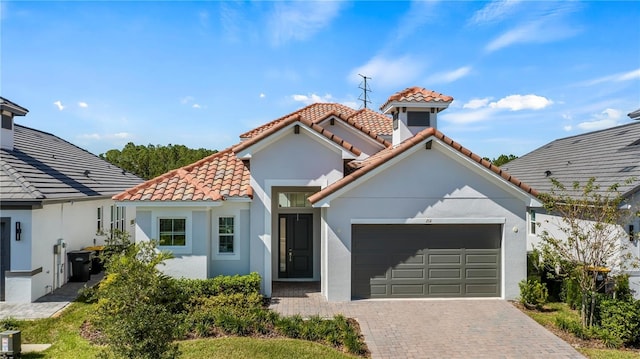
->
[1,125,143,202]
[233,113,363,157]
[504,121,640,198]
[0,97,28,116]
[239,103,393,139]
[380,87,454,112]
[113,148,251,202]
[309,127,537,204]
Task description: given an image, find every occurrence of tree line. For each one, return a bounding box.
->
[100,142,217,180]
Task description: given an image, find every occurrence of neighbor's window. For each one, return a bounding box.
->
[1,114,12,130]
[218,217,235,253]
[529,210,536,235]
[159,218,186,246]
[278,192,313,208]
[97,207,103,233]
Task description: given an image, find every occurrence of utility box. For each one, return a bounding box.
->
[0,330,21,358]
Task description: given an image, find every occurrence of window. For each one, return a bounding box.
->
[97,207,103,233]
[159,218,186,246]
[218,217,235,253]
[278,192,313,208]
[110,205,126,232]
[529,210,536,235]
[1,114,11,130]
[407,111,430,127]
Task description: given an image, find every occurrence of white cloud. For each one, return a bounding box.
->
[53,100,64,111]
[259,93,266,99]
[580,68,640,86]
[577,108,623,131]
[348,55,425,89]
[78,132,132,141]
[180,96,194,104]
[485,19,579,52]
[291,93,333,105]
[489,94,553,111]
[427,66,472,84]
[469,0,521,25]
[268,1,343,46]
[78,101,88,108]
[192,104,202,109]
[463,98,492,109]
[563,125,573,131]
[440,107,498,125]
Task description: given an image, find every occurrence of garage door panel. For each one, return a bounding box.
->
[391,268,424,279]
[352,224,501,299]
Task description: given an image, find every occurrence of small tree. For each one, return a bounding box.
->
[95,240,180,359]
[537,177,638,327]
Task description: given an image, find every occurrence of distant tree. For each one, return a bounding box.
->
[483,154,518,167]
[100,143,216,180]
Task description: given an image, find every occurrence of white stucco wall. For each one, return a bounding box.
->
[316,118,385,158]
[248,129,345,295]
[321,143,530,301]
[134,202,251,280]
[4,197,130,302]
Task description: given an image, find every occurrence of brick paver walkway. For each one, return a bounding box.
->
[269,282,585,359]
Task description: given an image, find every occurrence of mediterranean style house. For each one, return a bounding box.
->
[0,97,142,302]
[114,87,541,301]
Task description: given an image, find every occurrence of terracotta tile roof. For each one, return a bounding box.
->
[309,128,538,204]
[379,86,454,111]
[113,148,252,201]
[232,113,363,157]
[239,103,393,139]
[316,110,392,147]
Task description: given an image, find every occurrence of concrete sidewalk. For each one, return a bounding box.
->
[0,272,103,320]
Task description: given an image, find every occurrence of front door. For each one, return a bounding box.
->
[0,218,11,301]
[278,214,313,278]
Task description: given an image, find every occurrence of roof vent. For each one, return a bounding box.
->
[544,170,552,177]
[83,170,91,177]
[620,166,637,173]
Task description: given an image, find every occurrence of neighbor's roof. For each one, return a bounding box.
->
[379,87,454,111]
[629,108,640,120]
[503,121,640,198]
[1,125,143,202]
[0,97,29,116]
[113,148,251,201]
[239,103,393,139]
[309,127,537,204]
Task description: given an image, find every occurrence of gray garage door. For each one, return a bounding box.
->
[352,224,501,299]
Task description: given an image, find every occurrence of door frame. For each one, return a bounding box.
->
[0,217,11,301]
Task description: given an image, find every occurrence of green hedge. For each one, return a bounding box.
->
[176,272,261,300]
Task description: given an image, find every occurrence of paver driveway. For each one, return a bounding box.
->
[269,282,584,359]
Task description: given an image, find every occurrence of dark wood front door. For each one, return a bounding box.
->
[278,214,313,278]
[0,218,11,301]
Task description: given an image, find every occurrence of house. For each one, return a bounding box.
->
[0,97,143,302]
[503,119,640,298]
[114,87,541,301]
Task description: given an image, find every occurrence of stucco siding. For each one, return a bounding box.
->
[322,146,528,301]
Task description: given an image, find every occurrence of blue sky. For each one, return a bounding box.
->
[2,1,639,159]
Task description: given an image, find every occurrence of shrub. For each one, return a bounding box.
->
[518,279,548,310]
[0,318,20,331]
[598,298,640,346]
[94,241,180,359]
[612,274,633,302]
[555,315,591,340]
[561,277,582,310]
[177,272,261,300]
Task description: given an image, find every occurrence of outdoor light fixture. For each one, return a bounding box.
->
[15,221,21,241]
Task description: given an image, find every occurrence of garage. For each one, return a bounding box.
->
[351,224,501,299]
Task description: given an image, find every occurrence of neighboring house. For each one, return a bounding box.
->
[115,87,540,301]
[0,97,143,302]
[504,120,640,298]
[629,108,640,121]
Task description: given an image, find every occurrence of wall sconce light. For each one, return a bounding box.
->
[402,107,406,113]
[15,221,21,241]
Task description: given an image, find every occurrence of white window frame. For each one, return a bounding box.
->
[213,214,239,260]
[529,209,536,235]
[158,217,187,247]
[97,206,104,234]
[152,210,192,254]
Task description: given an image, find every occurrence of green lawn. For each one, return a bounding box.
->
[12,302,356,359]
[518,302,640,359]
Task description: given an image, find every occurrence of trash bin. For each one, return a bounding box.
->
[67,250,92,282]
[84,246,104,274]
